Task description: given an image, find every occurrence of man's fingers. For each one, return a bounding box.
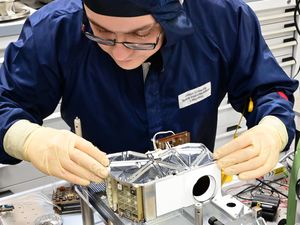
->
[61,157,104,183]
[74,136,110,167]
[222,147,276,177]
[213,134,253,159]
[222,152,267,175]
[55,168,91,186]
[70,148,109,179]
[216,145,258,168]
[238,154,278,180]
[238,147,279,179]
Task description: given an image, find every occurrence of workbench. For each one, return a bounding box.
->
[0,178,282,225]
[0,180,104,225]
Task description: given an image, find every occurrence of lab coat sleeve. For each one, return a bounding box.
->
[0,18,62,164]
[224,3,298,150]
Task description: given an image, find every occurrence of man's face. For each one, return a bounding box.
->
[85,6,164,70]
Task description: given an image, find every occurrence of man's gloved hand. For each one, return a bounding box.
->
[213,116,288,180]
[4,120,109,186]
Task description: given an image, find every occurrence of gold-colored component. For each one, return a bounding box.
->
[155,131,190,150]
[106,177,118,211]
[248,97,254,112]
[106,177,144,222]
[117,184,143,222]
[51,185,80,214]
[221,170,233,185]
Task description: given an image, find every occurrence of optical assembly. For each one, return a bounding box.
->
[75,143,267,225]
[106,143,220,222]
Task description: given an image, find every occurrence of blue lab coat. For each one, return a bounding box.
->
[0,0,298,164]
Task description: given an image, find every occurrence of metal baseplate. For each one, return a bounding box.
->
[76,186,267,225]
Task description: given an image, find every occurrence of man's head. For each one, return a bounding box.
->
[82,0,193,70]
[83,0,164,70]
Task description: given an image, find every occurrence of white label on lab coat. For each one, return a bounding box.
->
[178,82,211,109]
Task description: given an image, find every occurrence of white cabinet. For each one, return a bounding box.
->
[215,0,299,148]
[248,0,299,77]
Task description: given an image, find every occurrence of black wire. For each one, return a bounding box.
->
[292,66,300,79]
[251,185,274,196]
[292,1,299,77]
[296,179,300,200]
[234,184,257,197]
[233,178,288,206]
[235,195,253,201]
[255,178,288,198]
[265,180,289,188]
[234,183,262,199]
[292,0,300,79]
[294,0,300,35]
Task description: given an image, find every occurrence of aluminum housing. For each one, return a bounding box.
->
[106,143,221,222]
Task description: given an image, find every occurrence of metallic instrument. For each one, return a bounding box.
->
[75,143,268,225]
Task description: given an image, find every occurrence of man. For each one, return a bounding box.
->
[0,0,298,185]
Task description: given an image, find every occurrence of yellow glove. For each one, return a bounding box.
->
[4,120,109,186]
[213,116,288,180]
